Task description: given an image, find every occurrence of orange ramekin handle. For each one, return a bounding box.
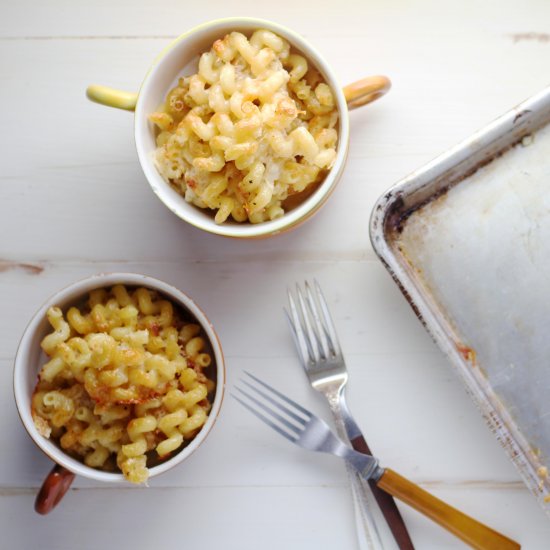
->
[377,469,520,549]
[35,464,75,515]
[343,75,391,110]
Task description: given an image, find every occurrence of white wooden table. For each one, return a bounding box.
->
[2,1,549,548]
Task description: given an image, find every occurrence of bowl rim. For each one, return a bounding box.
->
[134,16,350,238]
[13,272,226,483]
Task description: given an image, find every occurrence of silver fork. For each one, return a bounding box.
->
[233,371,380,481]
[285,280,414,550]
[233,373,520,550]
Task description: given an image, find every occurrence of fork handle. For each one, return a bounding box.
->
[376,469,520,550]
[351,435,416,550]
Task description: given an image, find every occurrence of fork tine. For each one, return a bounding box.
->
[240,379,307,426]
[244,371,312,419]
[313,278,342,356]
[285,291,311,367]
[231,392,298,443]
[304,280,331,359]
[296,284,321,363]
[235,385,303,437]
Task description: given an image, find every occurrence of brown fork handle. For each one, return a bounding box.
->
[35,464,75,514]
[351,435,416,550]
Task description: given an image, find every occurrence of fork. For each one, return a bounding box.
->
[285,280,414,550]
[233,373,520,550]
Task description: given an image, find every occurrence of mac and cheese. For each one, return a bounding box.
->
[150,29,339,224]
[32,285,215,483]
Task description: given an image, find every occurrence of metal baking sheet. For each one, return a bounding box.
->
[370,86,550,512]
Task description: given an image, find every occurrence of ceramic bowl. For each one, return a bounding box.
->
[13,272,225,513]
[87,17,390,238]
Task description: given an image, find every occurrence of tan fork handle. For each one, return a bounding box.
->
[343,75,391,110]
[35,464,75,514]
[377,469,520,549]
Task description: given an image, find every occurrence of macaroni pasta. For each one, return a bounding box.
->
[31,285,215,483]
[150,29,339,224]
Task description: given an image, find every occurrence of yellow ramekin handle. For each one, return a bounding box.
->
[343,75,391,110]
[86,85,138,112]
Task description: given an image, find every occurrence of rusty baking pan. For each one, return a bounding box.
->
[370,86,550,512]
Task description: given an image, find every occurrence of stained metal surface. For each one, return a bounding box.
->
[370,86,550,513]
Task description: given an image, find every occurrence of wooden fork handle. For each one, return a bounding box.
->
[351,435,415,550]
[376,469,520,550]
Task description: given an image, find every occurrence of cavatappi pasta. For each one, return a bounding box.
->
[150,29,339,224]
[31,285,215,483]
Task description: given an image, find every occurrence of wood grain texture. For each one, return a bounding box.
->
[1,0,550,547]
[0,486,543,550]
